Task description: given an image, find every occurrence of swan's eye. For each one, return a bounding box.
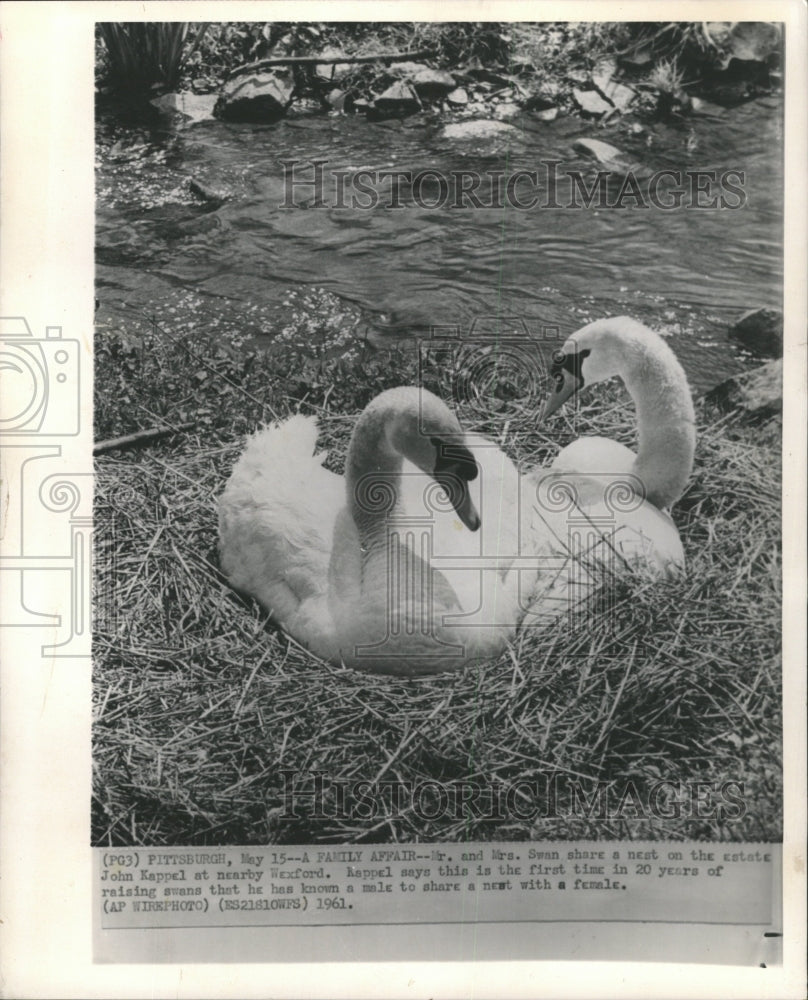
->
[552,349,565,365]
[431,437,478,482]
[554,347,591,384]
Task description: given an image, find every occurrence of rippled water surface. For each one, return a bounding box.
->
[97,97,782,393]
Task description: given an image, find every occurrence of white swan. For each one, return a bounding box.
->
[218,387,524,676]
[520,317,696,626]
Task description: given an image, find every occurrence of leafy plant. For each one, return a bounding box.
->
[648,58,685,96]
[97,22,210,96]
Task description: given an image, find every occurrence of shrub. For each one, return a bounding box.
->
[97,22,210,96]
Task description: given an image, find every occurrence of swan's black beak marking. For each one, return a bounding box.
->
[541,347,591,420]
[431,437,481,532]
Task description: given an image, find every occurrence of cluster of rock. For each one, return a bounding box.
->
[706,308,783,418]
[214,56,555,127]
[207,21,781,127]
[141,21,785,143]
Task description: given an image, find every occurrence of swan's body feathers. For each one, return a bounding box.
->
[549,435,636,477]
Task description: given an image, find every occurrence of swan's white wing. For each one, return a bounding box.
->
[550,435,636,476]
[219,415,344,629]
[520,466,685,625]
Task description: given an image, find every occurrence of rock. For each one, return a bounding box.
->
[573,88,614,116]
[188,178,227,205]
[592,59,636,112]
[572,138,631,173]
[150,92,218,123]
[216,72,293,122]
[533,106,559,122]
[728,308,783,357]
[314,48,352,82]
[523,94,559,121]
[446,87,469,106]
[370,80,420,119]
[600,81,636,111]
[705,359,782,416]
[523,94,555,112]
[410,68,455,101]
[689,95,725,117]
[326,88,349,112]
[704,22,782,68]
[699,23,781,105]
[618,44,653,72]
[387,61,431,79]
[493,101,521,120]
[567,69,591,87]
[441,119,520,140]
[591,58,616,86]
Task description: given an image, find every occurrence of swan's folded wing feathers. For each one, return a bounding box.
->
[219,414,342,623]
[551,436,636,476]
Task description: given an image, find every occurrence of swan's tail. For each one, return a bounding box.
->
[218,413,335,622]
[234,414,327,479]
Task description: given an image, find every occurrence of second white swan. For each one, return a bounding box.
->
[521,316,696,625]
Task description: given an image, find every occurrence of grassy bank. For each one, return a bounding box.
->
[93,302,781,846]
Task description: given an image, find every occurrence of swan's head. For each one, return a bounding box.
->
[354,387,482,532]
[393,392,481,532]
[541,319,634,419]
[427,435,481,532]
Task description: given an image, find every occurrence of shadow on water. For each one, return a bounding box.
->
[96,97,782,394]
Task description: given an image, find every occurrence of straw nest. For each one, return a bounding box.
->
[93,316,781,846]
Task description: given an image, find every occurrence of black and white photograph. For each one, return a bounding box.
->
[94,17,784,846]
[1,1,805,994]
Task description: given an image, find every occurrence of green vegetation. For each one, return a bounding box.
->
[93,300,781,846]
[97,22,210,96]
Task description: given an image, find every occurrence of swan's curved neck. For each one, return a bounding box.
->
[345,416,405,548]
[620,338,696,509]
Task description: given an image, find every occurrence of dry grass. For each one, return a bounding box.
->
[93,317,781,846]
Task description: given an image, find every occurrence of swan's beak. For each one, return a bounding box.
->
[436,473,480,532]
[541,368,581,420]
[454,485,481,532]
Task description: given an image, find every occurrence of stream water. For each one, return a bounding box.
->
[96,95,782,394]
